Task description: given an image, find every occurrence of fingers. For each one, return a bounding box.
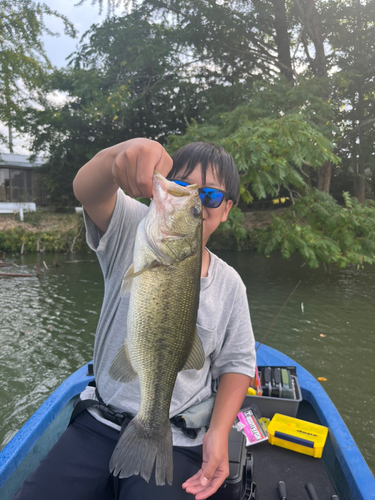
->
[183,473,226,500]
[112,138,173,199]
[156,145,174,178]
[195,479,224,500]
[182,468,203,488]
[182,461,229,500]
[200,459,219,486]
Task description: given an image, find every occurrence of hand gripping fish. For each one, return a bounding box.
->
[108,171,205,486]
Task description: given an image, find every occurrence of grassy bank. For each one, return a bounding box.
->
[0,212,88,254]
[0,210,276,254]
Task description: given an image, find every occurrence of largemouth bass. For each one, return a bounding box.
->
[108,171,205,485]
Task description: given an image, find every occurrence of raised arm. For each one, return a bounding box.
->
[73,138,173,233]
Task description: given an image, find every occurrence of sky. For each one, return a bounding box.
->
[41,0,118,68]
[1,0,124,155]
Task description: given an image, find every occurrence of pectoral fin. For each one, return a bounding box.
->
[109,340,137,383]
[120,264,135,296]
[120,261,161,296]
[181,329,205,371]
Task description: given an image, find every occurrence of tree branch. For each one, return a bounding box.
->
[335,118,375,153]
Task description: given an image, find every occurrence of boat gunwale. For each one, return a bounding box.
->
[0,363,94,489]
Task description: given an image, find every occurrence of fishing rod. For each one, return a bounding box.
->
[256,280,301,352]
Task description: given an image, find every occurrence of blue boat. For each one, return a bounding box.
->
[0,344,374,500]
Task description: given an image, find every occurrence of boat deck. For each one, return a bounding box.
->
[251,401,343,500]
[1,355,373,500]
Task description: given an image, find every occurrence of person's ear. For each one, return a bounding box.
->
[220,199,233,223]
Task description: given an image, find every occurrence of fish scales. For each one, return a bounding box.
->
[130,255,200,418]
[108,171,205,486]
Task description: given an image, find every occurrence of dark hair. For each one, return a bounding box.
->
[168,142,240,203]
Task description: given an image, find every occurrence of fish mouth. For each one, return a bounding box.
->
[153,170,199,196]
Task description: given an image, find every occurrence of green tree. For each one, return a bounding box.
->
[288,0,375,201]
[324,0,375,203]
[165,79,375,268]
[143,0,375,201]
[22,0,375,266]
[0,0,75,150]
[167,78,338,200]
[288,0,334,192]
[258,189,375,269]
[22,1,340,206]
[23,7,239,204]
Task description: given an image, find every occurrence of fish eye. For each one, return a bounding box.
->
[190,206,201,218]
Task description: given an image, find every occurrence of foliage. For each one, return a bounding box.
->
[221,207,247,241]
[167,82,340,204]
[22,209,44,226]
[21,6,248,204]
[0,0,75,144]
[257,189,375,268]
[142,0,375,200]
[67,8,217,136]
[0,216,88,253]
[81,0,279,79]
[323,0,375,201]
[7,0,375,269]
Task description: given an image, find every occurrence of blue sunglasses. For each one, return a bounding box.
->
[167,179,230,208]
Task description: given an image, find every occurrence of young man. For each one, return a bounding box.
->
[13,138,255,500]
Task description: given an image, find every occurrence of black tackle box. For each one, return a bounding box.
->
[212,427,256,500]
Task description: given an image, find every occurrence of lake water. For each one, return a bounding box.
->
[0,251,374,473]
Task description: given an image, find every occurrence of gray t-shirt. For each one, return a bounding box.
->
[81,189,256,446]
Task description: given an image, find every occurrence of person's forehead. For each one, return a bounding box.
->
[181,163,223,188]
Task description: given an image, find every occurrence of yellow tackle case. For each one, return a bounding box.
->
[267,413,329,458]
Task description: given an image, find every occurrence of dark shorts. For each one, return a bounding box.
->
[13,410,202,500]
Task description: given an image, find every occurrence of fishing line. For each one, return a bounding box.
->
[256,280,301,352]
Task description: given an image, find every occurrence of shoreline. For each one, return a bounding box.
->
[0,213,87,254]
[0,210,279,254]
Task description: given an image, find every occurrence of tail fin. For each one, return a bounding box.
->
[109,416,173,486]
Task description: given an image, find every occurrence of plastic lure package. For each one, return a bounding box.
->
[235,404,269,446]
